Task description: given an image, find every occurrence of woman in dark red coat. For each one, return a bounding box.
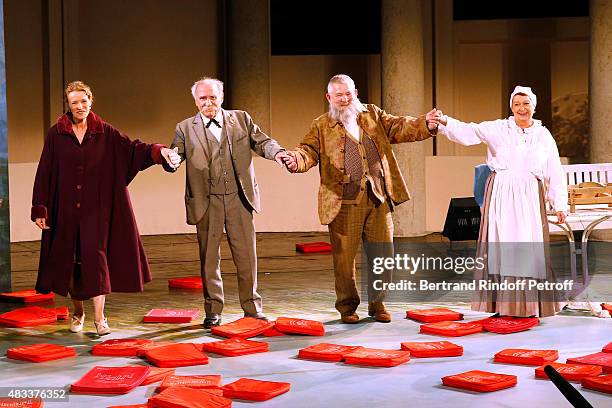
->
[31,81,180,335]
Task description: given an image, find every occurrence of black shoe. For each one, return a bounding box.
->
[203,314,222,329]
[244,312,268,321]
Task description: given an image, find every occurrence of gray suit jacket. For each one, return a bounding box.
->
[170,109,283,224]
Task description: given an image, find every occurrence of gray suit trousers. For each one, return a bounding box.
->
[196,192,262,316]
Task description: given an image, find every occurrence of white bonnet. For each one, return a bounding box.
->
[510,86,537,109]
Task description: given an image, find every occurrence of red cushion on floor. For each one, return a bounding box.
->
[535,363,603,382]
[168,277,203,289]
[92,339,154,357]
[581,374,612,394]
[71,366,151,394]
[494,349,559,366]
[602,303,612,313]
[419,321,483,337]
[604,342,612,353]
[144,343,208,367]
[0,306,59,327]
[159,375,222,391]
[567,352,612,374]
[298,343,364,362]
[481,317,540,334]
[275,317,325,336]
[7,343,77,363]
[143,309,200,323]
[343,348,410,367]
[222,378,290,401]
[135,341,175,357]
[140,367,176,386]
[200,338,268,357]
[400,341,463,358]
[211,317,274,339]
[0,290,54,303]
[442,370,517,392]
[107,405,149,408]
[295,242,332,253]
[149,386,231,408]
[0,398,43,408]
[261,326,286,337]
[405,308,463,323]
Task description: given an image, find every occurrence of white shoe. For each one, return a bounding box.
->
[94,318,111,336]
[69,314,85,333]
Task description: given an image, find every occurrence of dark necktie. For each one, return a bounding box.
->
[206,118,221,128]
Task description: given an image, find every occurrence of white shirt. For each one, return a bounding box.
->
[200,111,224,142]
[343,116,360,141]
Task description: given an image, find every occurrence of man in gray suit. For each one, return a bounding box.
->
[167,77,293,328]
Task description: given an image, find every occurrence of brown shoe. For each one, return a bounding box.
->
[370,310,391,323]
[340,312,360,324]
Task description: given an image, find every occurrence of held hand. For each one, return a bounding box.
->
[426,108,447,129]
[282,151,298,173]
[35,218,50,230]
[556,211,567,224]
[161,147,181,169]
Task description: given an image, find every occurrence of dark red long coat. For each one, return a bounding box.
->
[31,111,164,300]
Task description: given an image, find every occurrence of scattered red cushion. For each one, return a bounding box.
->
[567,352,612,374]
[581,374,612,394]
[0,290,54,303]
[71,366,151,394]
[107,405,149,408]
[140,367,175,386]
[0,398,43,408]
[159,375,222,391]
[0,306,59,327]
[405,308,463,323]
[148,386,231,408]
[602,303,612,313]
[481,317,540,334]
[92,339,154,357]
[144,343,208,368]
[275,317,325,336]
[419,321,483,337]
[400,341,463,358]
[7,343,76,363]
[168,277,203,289]
[343,348,410,367]
[200,338,268,357]
[442,370,517,392]
[494,349,559,366]
[603,342,612,353]
[261,326,286,337]
[295,242,332,253]
[211,317,274,339]
[298,343,363,362]
[535,363,602,382]
[143,309,200,323]
[222,378,290,401]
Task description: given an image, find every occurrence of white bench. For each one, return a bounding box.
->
[547,163,612,287]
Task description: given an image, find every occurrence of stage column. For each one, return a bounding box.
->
[226,0,271,134]
[381,0,429,236]
[590,0,612,163]
[0,0,10,291]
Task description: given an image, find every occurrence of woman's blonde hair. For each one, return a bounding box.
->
[64,81,94,103]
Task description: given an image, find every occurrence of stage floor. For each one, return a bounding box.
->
[2,232,611,407]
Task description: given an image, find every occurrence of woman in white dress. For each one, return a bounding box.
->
[433,86,568,317]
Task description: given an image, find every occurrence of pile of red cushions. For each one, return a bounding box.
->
[494,349,559,365]
[400,341,463,358]
[71,366,151,394]
[200,338,268,357]
[442,370,517,392]
[298,343,363,362]
[406,308,463,323]
[143,343,208,368]
[7,343,76,363]
[211,317,274,339]
[92,339,154,357]
[419,321,483,337]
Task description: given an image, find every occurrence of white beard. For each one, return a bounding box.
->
[329,98,367,127]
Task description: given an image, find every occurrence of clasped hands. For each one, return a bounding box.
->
[161,147,182,169]
[426,108,447,129]
[275,151,298,173]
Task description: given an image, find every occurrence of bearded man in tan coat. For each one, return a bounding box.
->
[286,74,438,324]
